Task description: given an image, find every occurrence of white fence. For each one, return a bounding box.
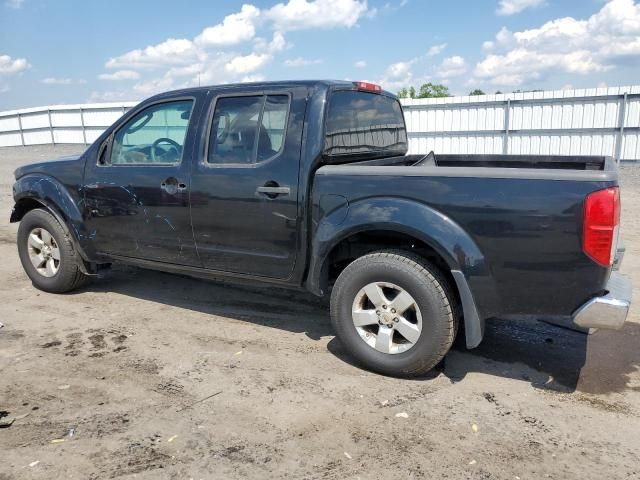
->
[0,101,137,147]
[1,85,640,161]
[403,85,640,161]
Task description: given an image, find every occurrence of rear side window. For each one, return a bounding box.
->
[208,95,289,165]
[324,91,407,161]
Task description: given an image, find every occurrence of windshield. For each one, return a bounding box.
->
[324,90,408,162]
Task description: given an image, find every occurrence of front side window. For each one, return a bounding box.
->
[110,100,193,165]
[208,95,289,165]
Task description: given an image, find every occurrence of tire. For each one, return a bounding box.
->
[17,208,90,293]
[330,250,457,377]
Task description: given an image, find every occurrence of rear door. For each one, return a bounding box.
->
[190,87,307,278]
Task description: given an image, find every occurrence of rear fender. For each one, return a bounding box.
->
[307,197,498,348]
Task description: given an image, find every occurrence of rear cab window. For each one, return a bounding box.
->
[324,90,407,161]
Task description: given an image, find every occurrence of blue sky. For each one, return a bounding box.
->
[1,0,639,110]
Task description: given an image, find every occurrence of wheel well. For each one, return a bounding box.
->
[323,229,464,342]
[326,230,456,293]
[10,198,47,223]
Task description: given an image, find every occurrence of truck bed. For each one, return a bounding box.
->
[353,153,610,171]
[313,153,619,321]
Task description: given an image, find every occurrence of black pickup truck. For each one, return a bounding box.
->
[11,80,631,376]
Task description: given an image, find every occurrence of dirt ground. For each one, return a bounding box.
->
[0,145,639,480]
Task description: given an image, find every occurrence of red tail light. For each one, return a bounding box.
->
[583,187,620,267]
[354,81,382,93]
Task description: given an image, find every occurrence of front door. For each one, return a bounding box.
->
[190,88,306,278]
[83,97,200,265]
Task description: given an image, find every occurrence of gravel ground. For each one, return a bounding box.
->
[0,145,639,480]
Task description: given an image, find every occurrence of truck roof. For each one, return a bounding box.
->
[150,80,396,100]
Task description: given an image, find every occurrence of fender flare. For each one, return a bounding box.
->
[11,174,94,265]
[306,197,497,348]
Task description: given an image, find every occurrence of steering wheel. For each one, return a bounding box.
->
[151,137,181,162]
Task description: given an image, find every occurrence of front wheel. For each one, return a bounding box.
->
[17,209,90,293]
[330,250,456,377]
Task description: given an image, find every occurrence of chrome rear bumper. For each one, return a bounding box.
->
[572,272,631,330]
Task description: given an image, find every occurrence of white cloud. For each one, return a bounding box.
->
[255,31,289,53]
[225,53,271,74]
[96,0,370,100]
[476,0,640,87]
[437,56,467,79]
[385,60,415,78]
[4,0,24,9]
[427,43,447,57]
[41,77,74,85]
[284,56,322,66]
[496,0,545,16]
[0,54,30,75]
[133,76,175,96]
[195,4,261,47]
[354,60,367,68]
[377,57,429,91]
[88,90,137,102]
[98,70,141,81]
[106,38,200,70]
[241,74,267,83]
[265,0,369,31]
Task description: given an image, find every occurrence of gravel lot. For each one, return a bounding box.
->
[1,145,639,479]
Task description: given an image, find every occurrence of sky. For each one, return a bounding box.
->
[1,0,639,110]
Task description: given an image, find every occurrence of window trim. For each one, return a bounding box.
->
[203,91,291,169]
[98,96,196,168]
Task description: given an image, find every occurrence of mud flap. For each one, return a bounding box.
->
[451,270,484,348]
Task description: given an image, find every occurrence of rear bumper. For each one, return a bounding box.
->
[572,272,631,330]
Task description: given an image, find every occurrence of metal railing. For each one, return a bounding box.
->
[402,85,640,162]
[1,85,639,161]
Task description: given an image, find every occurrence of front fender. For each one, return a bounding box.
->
[307,197,500,347]
[11,174,94,261]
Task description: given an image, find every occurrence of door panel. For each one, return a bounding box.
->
[83,97,201,265]
[190,88,306,278]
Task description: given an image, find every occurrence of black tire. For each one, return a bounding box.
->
[17,209,90,293]
[330,250,457,377]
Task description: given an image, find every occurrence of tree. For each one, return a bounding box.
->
[495,90,503,94]
[417,82,450,98]
[397,87,408,98]
[408,86,416,99]
[469,89,485,96]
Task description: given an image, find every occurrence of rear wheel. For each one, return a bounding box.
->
[17,209,90,293]
[330,250,456,377]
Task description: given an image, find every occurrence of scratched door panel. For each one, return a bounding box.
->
[83,164,199,265]
[82,95,204,266]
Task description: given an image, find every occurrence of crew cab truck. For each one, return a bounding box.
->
[11,80,631,376]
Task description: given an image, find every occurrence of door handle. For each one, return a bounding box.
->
[161,177,187,195]
[256,184,290,198]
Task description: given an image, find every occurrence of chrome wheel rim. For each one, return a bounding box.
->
[351,282,422,354]
[27,227,60,277]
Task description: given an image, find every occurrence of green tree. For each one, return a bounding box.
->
[397,87,408,98]
[417,82,450,98]
[469,89,485,96]
[495,90,503,94]
[408,86,416,99]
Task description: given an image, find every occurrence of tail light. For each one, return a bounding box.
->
[583,187,620,267]
[354,81,382,93]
